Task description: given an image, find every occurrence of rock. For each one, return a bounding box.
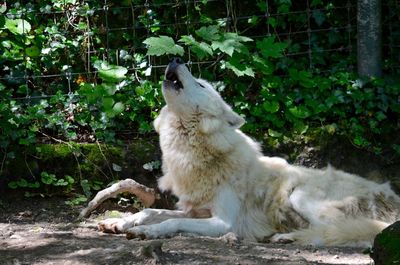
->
[219,232,240,246]
[10,234,22,240]
[139,240,164,261]
[371,221,400,265]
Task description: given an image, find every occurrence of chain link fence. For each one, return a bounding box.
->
[1,0,398,102]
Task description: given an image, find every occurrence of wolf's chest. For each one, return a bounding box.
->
[160,134,233,204]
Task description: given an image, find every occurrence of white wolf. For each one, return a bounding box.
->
[98,58,400,247]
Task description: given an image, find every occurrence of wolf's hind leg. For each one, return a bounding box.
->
[270,218,388,247]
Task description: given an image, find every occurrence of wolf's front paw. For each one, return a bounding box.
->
[98,209,158,234]
[126,225,164,240]
[269,233,295,244]
[98,218,127,234]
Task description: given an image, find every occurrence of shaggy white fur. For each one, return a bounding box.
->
[99,58,400,246]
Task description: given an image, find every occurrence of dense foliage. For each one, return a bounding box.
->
[0,0,399,198]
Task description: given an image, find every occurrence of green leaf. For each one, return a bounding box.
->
[267,17,277,28]
[91,180,103,191]
[8,181,18,189]
[65,175,75,184]
[256,37,287,59]
[103,98,124,118]
[195,25,220,41]
[293,121,309,134]
[55,179,69,186]
[277,1,291,13]
[41,172,57,185]
[17,178,28,188]
[0,15,5,28]
[65,195,88,206]
[268,129,283,138]
[299,71,314,88]
[263,100,280,113]
[80,179,91,197]
[19,138,29,145]
[311,0,322,6]
[211,33,252,56]
[112,163,122,172]
[211,32,253,56]
[289,69,314,87]
[326,95,338,108]
[353,135,369,147]
[112,102,125,115]
[94,61,128,82]
[0,3,6,14]
[5,18,31,35]
[289,106,311,119]
[98,83,118,96]
[179,35,212,59]
[325,123,337,134]
[26,46,40,57]
[225,54,254,77]
[248,15,260,26]
[375,111,386,121]
[253,56,274,75]
[143,36,184,56]
[312,10,325,26]
[27,181,40,188]
[102,97,114,110]
[392,144,400,155]
[143,160,161,171]
[265,113,285,128]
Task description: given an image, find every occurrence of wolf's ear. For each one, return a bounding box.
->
[223,109,245,128]
[199,111,244,133]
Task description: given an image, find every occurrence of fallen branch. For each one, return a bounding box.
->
[79,178,156,218]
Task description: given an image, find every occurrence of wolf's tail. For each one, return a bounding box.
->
[292,218,389,247]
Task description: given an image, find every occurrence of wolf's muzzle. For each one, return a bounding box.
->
[165,57,184,90]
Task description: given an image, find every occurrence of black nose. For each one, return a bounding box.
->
[170,57,184,65]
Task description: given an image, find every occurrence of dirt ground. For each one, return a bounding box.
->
[0,195,374,265]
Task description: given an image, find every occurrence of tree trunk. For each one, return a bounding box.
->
[357,0,382,77]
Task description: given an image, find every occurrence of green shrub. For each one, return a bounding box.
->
[0,0,399,196]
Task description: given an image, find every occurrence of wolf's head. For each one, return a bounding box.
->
[161,58,244,133]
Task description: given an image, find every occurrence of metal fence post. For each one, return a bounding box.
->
[357,0,382,77]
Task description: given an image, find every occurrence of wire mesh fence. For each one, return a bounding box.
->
[1,0,398,102]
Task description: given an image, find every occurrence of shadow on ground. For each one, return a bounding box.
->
[0,196,373,265]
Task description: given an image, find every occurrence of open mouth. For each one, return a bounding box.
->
[165,70,183,90]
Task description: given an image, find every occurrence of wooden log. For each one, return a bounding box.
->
[79,178,156,218]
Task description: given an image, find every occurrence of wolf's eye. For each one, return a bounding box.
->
[197,82,205,88]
